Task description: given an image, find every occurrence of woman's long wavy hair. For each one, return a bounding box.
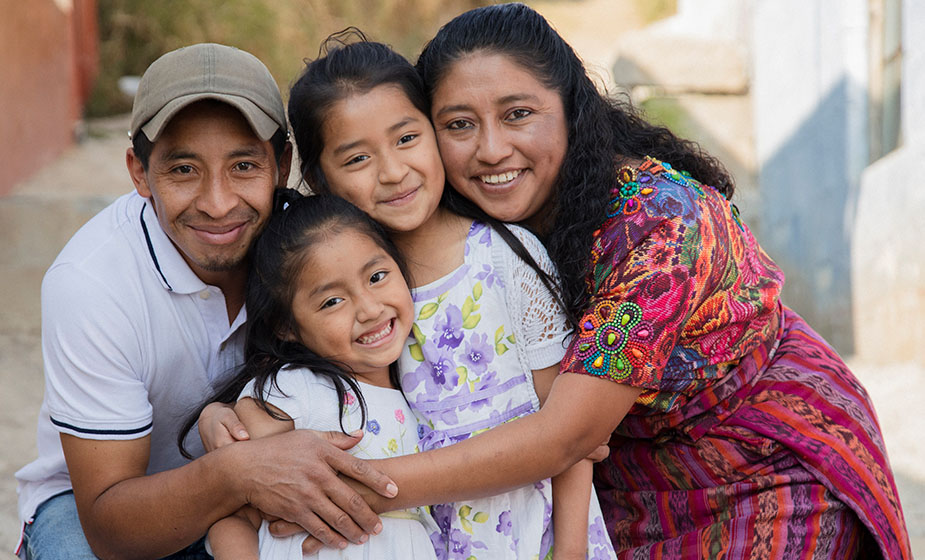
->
[416,2,734,322]
[179,190,410,458]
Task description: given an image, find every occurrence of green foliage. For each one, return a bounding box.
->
[88,0,488,117]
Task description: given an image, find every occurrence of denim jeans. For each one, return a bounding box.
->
[21,491,212,559]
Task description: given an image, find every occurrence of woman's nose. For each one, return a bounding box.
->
[475,123,513,164]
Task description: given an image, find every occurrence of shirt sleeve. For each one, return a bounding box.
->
[42,263,153,440]
[239,367,351,432]
[497,225,572,370]
[560,212,703,389]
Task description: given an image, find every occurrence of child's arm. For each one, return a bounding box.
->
[551,460,593,560]
[208,506,263,560]
[208,397,295,560]
[533,364,591,560]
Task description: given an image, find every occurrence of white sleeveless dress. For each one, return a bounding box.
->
[237,369,439,559]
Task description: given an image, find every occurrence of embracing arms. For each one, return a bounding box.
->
[366,371,639,511]
[61,426,393,559]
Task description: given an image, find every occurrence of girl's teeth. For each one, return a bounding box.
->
[358,320,393,344]
[480,170,522,184]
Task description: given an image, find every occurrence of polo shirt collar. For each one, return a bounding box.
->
[139,200,211,295]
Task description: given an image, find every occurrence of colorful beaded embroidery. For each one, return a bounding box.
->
[572,300,652,381]
[642,156,706,197]
[609,165,658,217]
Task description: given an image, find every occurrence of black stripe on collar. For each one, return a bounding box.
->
[139,202,173,292]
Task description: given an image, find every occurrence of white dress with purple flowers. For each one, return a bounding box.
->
[400,222,617,560]
[234,369,439,560]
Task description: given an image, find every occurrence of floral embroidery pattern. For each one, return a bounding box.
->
[572,301,652,381]
[609,165,658,217]
[566,157,785,409]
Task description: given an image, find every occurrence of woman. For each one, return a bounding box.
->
[210,4,911,558]
[389,4,908,558]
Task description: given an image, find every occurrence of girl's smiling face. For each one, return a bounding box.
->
[430,52,568,228]
[318,85,446,234]
[289,228,413,383]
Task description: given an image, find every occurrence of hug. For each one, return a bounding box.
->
[15,3,911,559]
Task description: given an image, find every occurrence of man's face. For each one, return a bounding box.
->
[128,101,289,286]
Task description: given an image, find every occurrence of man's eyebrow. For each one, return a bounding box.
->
[228,146,267,159]
[160,149,198,162]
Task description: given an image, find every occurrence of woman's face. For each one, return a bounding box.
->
[430,52,568,226]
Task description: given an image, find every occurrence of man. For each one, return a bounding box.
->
[15,43,394,559]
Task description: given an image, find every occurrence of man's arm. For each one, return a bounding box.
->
[62,428,393,559]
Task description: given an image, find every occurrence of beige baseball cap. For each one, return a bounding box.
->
[130,43,286,142]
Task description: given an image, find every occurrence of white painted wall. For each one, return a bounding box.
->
[852,0,925,365]
[750,0,868,353]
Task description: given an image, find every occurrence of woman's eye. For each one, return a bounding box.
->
[508,108,532,121]
[346,155,369,166]
[370,270,388,284]
[398,133,417,145]
[446,119,472,131]
[321,297,343,309]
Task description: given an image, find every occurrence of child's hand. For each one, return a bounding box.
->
[586,438,611,462]
[199,402,250,451]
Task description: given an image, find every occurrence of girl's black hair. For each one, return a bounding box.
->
[288,28,430,195]
[416,2,734,322]
[288,26,571,326]
[179,190,411,458]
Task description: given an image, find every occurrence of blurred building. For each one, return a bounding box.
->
[612,0,923,363]
[0,0,99,196]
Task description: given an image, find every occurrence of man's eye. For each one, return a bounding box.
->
[234,162,255,172]
[173,165,194,174]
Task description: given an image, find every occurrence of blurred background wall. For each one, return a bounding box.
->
[0,0,98,196]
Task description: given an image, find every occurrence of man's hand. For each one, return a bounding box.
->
[199,402,249,451]
[235,429,396,550]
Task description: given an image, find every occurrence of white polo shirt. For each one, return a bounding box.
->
[15,191,246,527]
